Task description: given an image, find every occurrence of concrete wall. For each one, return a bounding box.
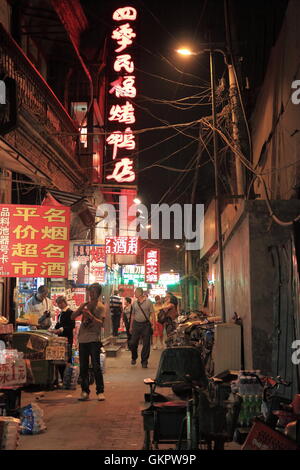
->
[249,200,300,375]
[210,200,300,374]
[219,213,252,369]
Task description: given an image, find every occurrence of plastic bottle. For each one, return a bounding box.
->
[249,374,256,395]
[255,395,263,415]
[244,373,251,395]
[238,405,245,427]
[239,374,246,396]
[243,396,250,427]
[249,395,257,421]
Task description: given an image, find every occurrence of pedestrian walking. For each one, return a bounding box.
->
[159,294,179,345]
[109,289,123,338]
[129,288,154,368]
[123,297,133,350]
[152,295,164,350]
[71,283,106,401]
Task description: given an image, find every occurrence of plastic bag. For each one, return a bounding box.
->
[100,351,106,374]
[63,365,79,390]
[157,309,166,324]
[20,403,46,435]
[38,311,51,330]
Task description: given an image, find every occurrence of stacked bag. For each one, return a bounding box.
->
[20,403,46,435]
[0,417,21,450]
[63,365,80,390]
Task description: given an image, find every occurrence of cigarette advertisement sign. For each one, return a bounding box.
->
[0,205,70,278]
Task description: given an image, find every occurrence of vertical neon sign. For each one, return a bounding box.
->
[106,6,137,184]
[145,248,160,284]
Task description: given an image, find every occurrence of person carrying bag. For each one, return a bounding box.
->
[129,288,154,368]
[123,297,133,350]
[138,302,154,336]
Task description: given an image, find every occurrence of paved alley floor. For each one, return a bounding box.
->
[17,347,163,450]
[17,346,241,451]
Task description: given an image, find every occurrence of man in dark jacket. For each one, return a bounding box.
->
[53,296,75,383]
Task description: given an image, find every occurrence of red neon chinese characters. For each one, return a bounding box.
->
[112,23,136,53]
[106,127,135,159]
[107,7,138,186]
[114,54,134,73]
[105,236,138,255]
[108,102,135,124]
[145,248,160,284]
[109,76,136,98]
[113,7,137,21]
[106,158,135,183]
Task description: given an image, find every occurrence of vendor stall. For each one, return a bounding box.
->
[12,331,68,388]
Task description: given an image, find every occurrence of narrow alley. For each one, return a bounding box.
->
[17,348,161,451]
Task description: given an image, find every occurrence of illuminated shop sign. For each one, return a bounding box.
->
[122,264,144,275]
[159,273,180,287]
[72,245,106,285]
[105,236,138,255]
[106,5,138,184]
[144,248,160,284]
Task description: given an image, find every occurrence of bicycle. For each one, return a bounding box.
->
[236,375,295,449]
[176,375,241,450]
[259,375,291,427]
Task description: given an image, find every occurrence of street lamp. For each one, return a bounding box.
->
[177,46,228,323]
[176,48,197,56]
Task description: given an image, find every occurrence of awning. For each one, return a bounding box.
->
[45,189,96,228]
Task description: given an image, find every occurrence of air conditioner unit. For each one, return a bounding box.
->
[212,323,241,375]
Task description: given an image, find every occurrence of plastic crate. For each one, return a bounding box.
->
[242,419,299,450]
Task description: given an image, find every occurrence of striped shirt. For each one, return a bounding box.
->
[109,295,122,314]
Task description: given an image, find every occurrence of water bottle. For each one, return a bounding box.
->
[244,373,250,395]
[243,396,251,427]
[249,373,256,395]
[239,374,246,395]
[248,395,256,421]
[254,395,259,419]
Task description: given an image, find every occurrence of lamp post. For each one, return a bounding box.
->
[177,46,234,323]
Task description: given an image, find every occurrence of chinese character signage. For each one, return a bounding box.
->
[105,5,138,184]
[45,346,67,361]
[0,361,27,386]
[145,248,160,284]
[72,245,106,285]
[105,236,138,255]
[0,205,70,278]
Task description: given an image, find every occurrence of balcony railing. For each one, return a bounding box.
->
[0,23,79,160]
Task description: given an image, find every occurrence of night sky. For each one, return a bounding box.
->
[79,0,288,269]
[13,0,289,270]
[83,0,288,207]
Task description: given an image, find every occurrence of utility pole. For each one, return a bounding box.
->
[224,0,245,197]
[210,51,226,323]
